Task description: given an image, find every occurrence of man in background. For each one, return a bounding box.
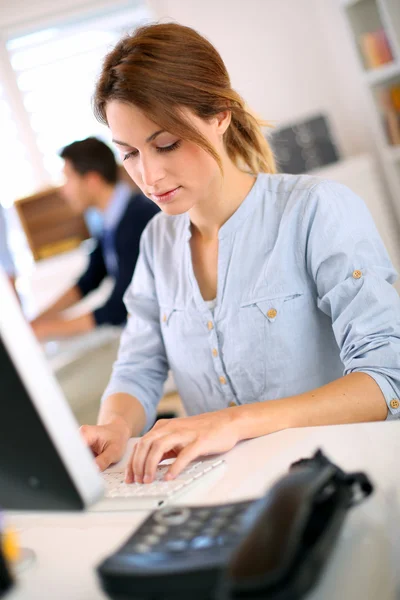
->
[0,204,17,293]
[31,137,159,339]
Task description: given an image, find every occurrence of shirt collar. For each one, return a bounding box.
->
[182,173,265,241]
[103,181,132,231]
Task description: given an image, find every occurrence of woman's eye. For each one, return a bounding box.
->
[122,140,181,161]
[156,140,181,154]
[122,150,138,161]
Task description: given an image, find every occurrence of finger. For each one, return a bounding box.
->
[124,444,137,484]
[133,429,173,483]
[142,433,191,484]
[165,442,203,480]
[95,445,119,472]
[151,418,171,430]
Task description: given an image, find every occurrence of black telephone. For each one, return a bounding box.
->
[97,450,373,600]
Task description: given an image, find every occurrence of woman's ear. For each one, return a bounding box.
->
[215,110,231,136]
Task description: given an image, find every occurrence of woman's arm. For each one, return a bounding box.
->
[233,371,387,440]
[125,371,387,484]
[97,392,147,437]
[79,222,170,470]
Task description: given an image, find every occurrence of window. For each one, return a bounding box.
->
[0,1,150,275]
[0,81,36,208]
[3,1,150,191]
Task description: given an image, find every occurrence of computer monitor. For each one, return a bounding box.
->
[0,268,103,510]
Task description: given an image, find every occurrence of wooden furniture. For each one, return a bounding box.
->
[14,187,90,261]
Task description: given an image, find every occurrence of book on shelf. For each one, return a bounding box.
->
[359,28,394,70]
[391,85,400,112]
[377,86,400,146]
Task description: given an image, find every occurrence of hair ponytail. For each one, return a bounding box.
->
[225,94,276,173]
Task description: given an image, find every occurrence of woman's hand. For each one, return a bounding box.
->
[80,416,131,471]
[125,408,240,484]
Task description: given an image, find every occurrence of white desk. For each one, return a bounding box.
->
[5,421,400,600]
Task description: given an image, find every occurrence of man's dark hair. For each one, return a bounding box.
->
[60,137,118,184]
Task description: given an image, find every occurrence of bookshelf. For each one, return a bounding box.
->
[341,0,400,221]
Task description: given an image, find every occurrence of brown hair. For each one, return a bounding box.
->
[60,137,118,183]
[94,22,276,175]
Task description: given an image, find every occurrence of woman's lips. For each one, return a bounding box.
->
[151,186,181,203]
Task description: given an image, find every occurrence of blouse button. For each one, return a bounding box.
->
[212,348,218,357]
[352,270,362,279]
[267,308,277,319]
[228,401,236,407]
[207,321,214,330]
[162,314,167,323]
[219,376,227,385]
[390,398,399,409]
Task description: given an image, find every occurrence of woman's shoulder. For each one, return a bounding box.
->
[258,171,347,196]
[140,210,188,249]
[257,172,367,217]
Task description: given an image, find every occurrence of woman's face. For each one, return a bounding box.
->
[106,101,228,215]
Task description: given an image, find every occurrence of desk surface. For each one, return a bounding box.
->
[4,421,400,600]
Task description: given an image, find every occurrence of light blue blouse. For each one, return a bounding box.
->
[102,173,400,432]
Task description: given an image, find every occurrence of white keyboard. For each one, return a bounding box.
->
[101,457,225,509]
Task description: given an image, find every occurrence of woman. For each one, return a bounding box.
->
[81,22,400,485]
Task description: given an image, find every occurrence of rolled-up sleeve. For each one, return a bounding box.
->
[304,181,400,419]
[101,224,169,432]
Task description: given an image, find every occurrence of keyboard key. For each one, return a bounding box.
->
[133,544,151,554]
[191,536,214,549]
[195,509,211,519]
[143,534,160,545]
[210,517,227,528]
[177,530,195,540]
[165,540,188,552]
[152,525,168,536]
[201,526,220,537]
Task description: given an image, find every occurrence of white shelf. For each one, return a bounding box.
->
[363,61,400,85]
[386,145,400,162]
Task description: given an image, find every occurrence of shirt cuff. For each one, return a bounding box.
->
[101,381,157,433]
[361,370,400,420]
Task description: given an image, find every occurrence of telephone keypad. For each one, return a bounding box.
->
[123,500,254,556]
